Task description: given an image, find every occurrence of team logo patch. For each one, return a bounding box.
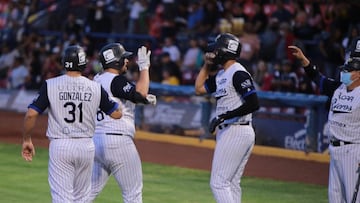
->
[227,40,239,53]
[78,52,86,65]
[103,49,116,64]
[355,40,360,53]
[241,79,252,89]
[123,82,132,92]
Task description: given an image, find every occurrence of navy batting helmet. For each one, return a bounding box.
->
[99,43,133,70]
[207,33,242,65]
[62,45,87,71]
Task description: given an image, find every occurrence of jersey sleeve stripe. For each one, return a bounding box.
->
[242,89,257,98]
[105,103,119,115]
[28,104,44,113]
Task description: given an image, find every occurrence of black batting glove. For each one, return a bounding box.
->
[208,116,225,134]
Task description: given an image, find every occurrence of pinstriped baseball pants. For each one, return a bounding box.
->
[210,124,255,203]
[48,138,95,203]
[329,144,360,203]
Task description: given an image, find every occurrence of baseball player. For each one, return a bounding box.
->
[195,33,259,203]
[289,38,360,203]
[21,45,122,203]
[88,43,155,203]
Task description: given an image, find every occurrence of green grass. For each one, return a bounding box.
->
[0,143,327,203]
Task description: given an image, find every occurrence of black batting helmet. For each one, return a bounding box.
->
[207,33,242,65]
[349,36,360,58]
[341,57,360,72]
[99,43,133,70]
[62,45,87,71]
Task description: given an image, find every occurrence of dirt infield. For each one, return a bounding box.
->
[0,110,329,186]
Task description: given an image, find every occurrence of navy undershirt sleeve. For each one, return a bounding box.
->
[233,71,257,98]
[204,75,216,94]
[111,75,148,103]
[28,82,49,113]
[99,86,119,115]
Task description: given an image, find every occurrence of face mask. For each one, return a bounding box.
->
[340,71,353,86]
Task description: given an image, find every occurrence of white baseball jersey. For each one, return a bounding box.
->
[94,72,136,137]
[90,71,144,203]
[304,63,360,203]
[204,61,258,203]
[28,74,119,202]
[29,75,119,139]
[213,63,252,124]
[328,84,360,142]
[46,75,101,138]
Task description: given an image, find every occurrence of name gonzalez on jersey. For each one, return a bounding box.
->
[58,83,93,102]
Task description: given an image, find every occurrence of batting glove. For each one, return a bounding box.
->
[137,46,151,71]
[204,52,218,71]
[146,94,157,105]
[208,116,225,134]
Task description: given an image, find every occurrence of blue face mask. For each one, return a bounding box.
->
[340,71,353,86]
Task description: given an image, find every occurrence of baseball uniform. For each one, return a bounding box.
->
[89,72,147,203]
[303,63,360,203]
[28,75,119,203]
[205,62,258,203]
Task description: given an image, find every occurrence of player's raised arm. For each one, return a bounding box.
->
[288,46,310,67]
[195,53,216,95]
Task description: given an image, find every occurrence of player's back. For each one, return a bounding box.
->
[93,72,136,137]
[46,75,102,139]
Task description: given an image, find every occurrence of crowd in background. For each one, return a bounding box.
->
[0,0,359,95]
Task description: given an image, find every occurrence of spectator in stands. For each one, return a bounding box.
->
[83,49,101,80]
[270,0,293,24]
[149,4,165,41]
[159,52,182,84]
[0,43,20,87]
[342,25,360,60]
[162,36,181,64]
[319,26,345,79]
[293,10,317,41]
[85,0,111,46]
[197,0,219,37]
[62,13,83,42]
[159,1,177,39]
[249,2,268,34]
[160,52,181,102]
[162,68,180,86]
[26,48,43,90]
[276,22,296,63]
[186,1,204,34]
[7,56,29,89]
[238,22,261,74]
[86,0,112,33]
[271,59,298,92]
[258,18,280,63]
[181,37,203,85]
[253,60,273,91]
[297,66,316,95]
[42,46,63,80]
[307,2,324,35]
[127,0,147,34]
[181,37,203,71]
[108,0,129,34]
